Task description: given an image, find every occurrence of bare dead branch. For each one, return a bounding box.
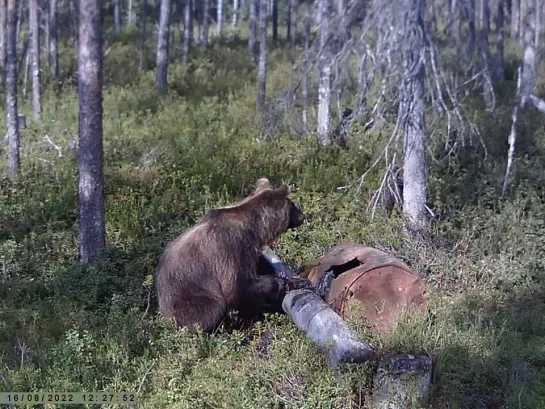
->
[43,134,63,157]
[529,94,545,113]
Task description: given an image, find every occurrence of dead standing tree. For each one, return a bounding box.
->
[399,0,428,236]
[258,0,484,186]
[348,0,486,219]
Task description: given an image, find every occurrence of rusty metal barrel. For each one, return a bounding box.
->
[300,243,428,338]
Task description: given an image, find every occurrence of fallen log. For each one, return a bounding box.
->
[261,246,375,368]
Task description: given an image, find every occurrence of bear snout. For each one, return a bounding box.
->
[288,204,305,229]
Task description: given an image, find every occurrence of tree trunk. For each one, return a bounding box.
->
[467,0,476,65]
[232,0,239,27]
[6,0,19,180]
[29,0,42,120]
[17,36,28,81]
[15,0,21,55]
[495,0,505,80]
[534,0,543,48]
[511,0,520,37]
[272,0,277,41]
[287,0,297,50]
[337,0,347,43]
[73,0,79,51]
[113,0,121,32]
[520,0,536,108]
[453,0,460,42]
[0,0,6,86]
[138,0,147,70]
[201,0,209,51]
[217,0,223,38]
[401,0,428,236]
[248,0,257,61]
[256,0,267,112]
[447,0,455,37]
[22,45,29,99]
[429,0,437,31]
[479,0,493,108]
[196,1,201,43]
[155,0,171,90]
[302,7,310,134]
[45,1,49,63]
[49,0,59,88]
[183,0,193,64]
[480,0,490,32]
[356,48,368,115]
[127,0,133,26]
[317,0,331,146]
[78,0,105,264]
[519,0,526,43]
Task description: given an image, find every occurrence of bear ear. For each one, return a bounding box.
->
[254,178,271,195]
[276,184,290,196]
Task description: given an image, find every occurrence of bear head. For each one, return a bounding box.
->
[252,178,305,232]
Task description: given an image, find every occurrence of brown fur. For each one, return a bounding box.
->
[154,178,311,333]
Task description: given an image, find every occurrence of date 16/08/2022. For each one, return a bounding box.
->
[0,392,137,404]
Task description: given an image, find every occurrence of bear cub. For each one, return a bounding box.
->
[154,178,311,333]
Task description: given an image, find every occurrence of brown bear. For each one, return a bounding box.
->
[154,178,311,333]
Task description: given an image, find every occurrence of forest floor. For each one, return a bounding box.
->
[1,29,545,408]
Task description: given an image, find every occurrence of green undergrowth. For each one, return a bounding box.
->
[0,29,545,408]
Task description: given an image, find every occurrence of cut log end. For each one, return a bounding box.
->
[372,354,433,409]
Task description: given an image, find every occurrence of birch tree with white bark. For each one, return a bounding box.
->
[49,0,59,90]
[317,0,331,146]
[256,0,268,112]
[248,0,257,62]
[232,0,239,28]
[155,0,171,90]
[217,0,223,38]
[29,0,42,120]
[183,0,193,64]
[6,0,19,180]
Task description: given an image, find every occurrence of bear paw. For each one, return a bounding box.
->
[286,277,314,292]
